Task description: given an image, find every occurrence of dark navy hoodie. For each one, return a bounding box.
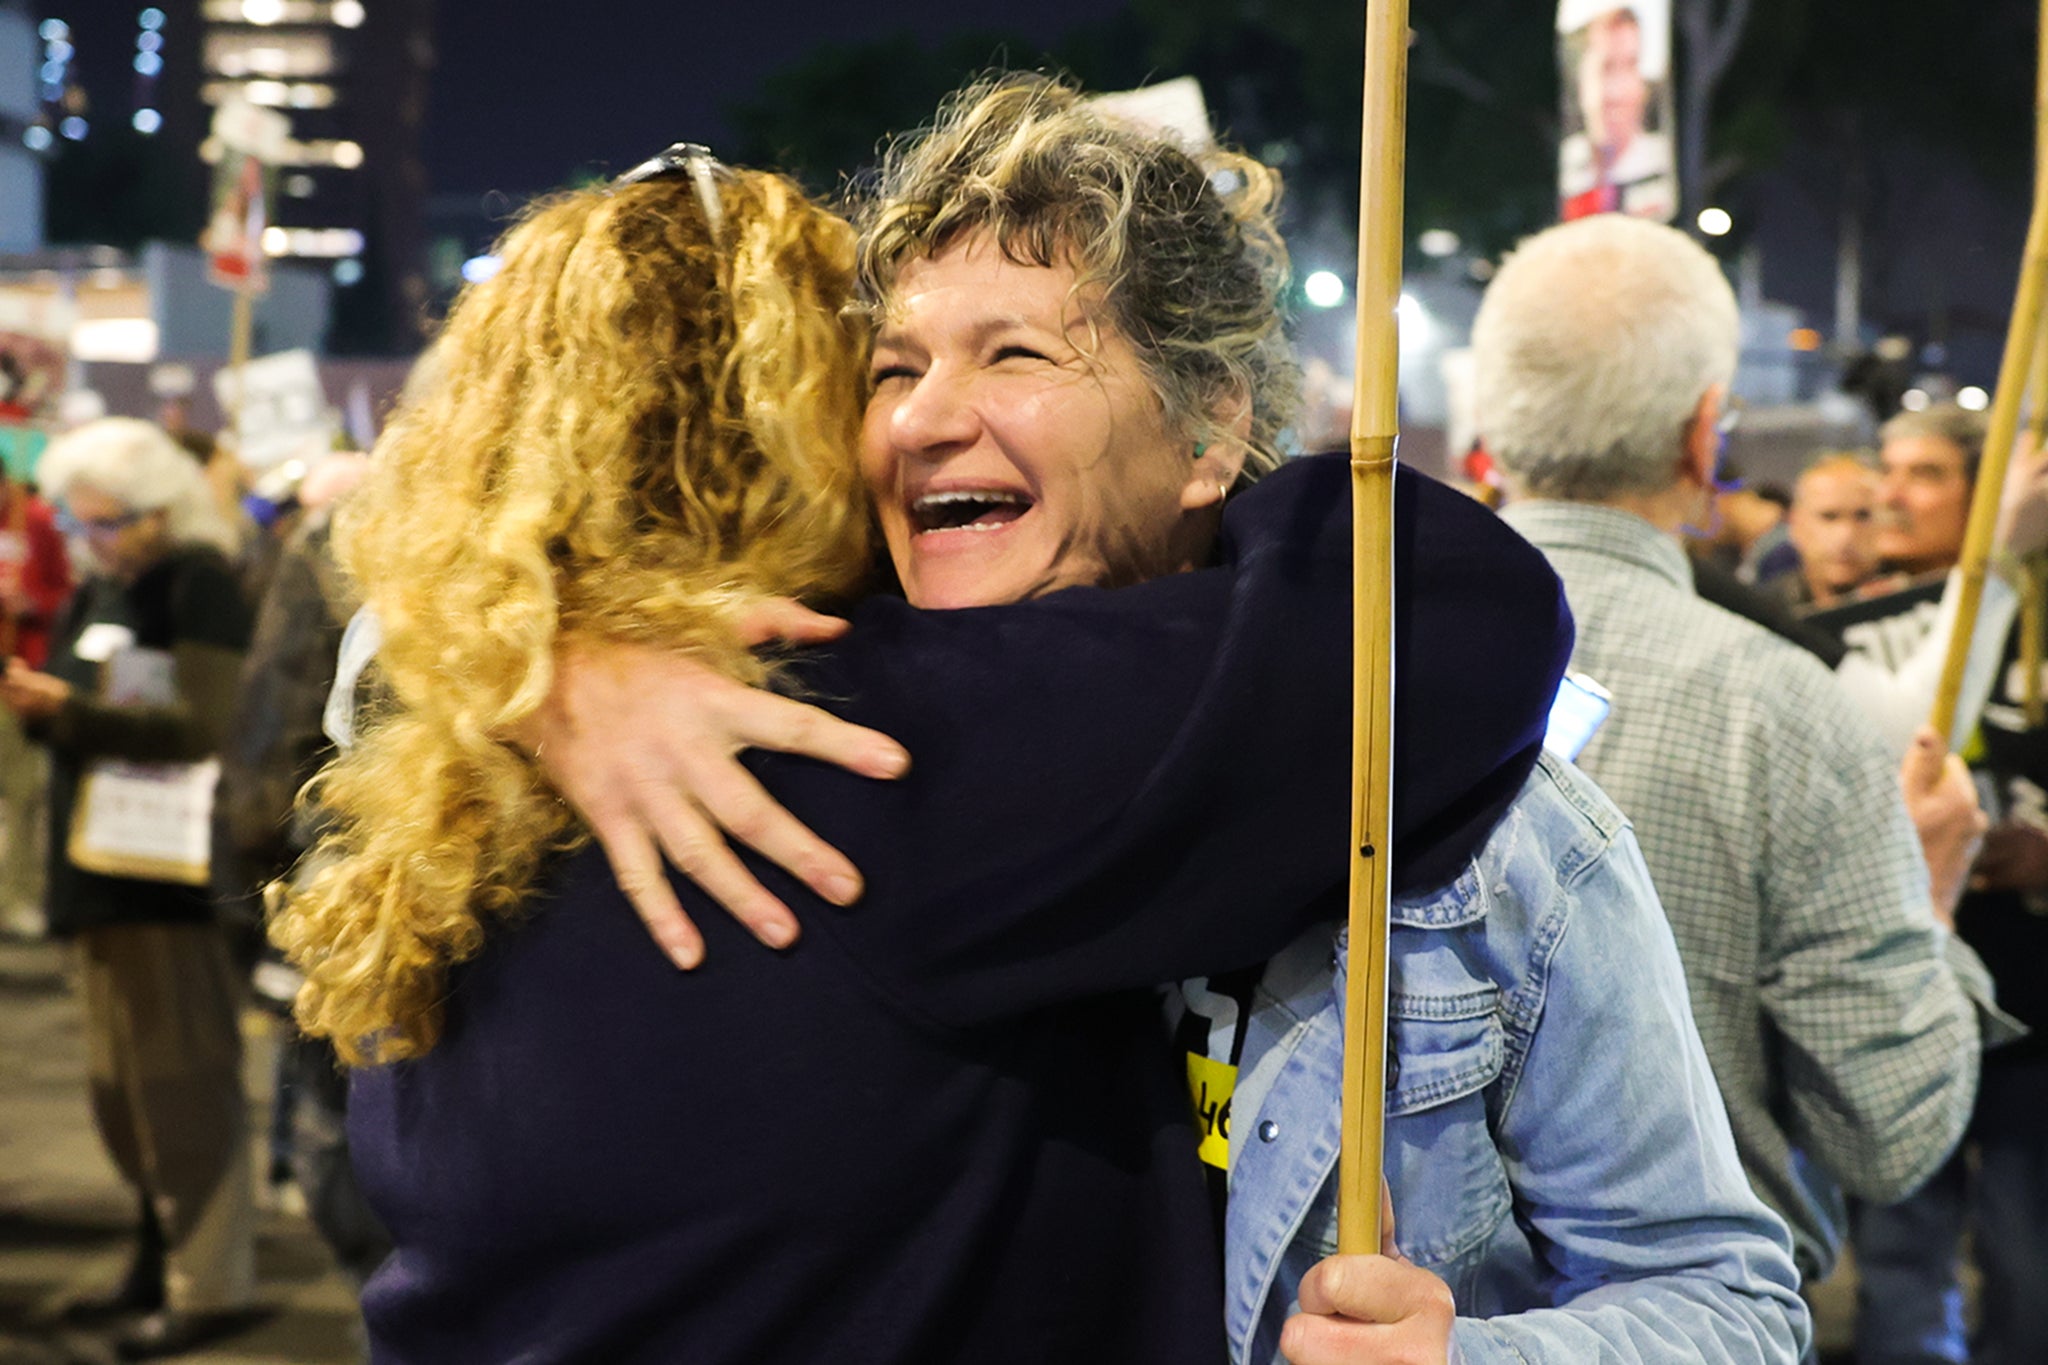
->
[348,453,1573,1364]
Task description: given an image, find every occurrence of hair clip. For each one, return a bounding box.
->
[613,142,726,243]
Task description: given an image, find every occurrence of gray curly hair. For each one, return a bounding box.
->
[856,73,1301,477]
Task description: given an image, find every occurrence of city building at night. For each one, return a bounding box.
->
[0,3,41,251]
[26,0,435,355]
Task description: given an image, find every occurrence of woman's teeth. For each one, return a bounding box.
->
[912,490,1032,532]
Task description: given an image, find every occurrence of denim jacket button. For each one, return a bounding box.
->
[1258,1120,1280,1143]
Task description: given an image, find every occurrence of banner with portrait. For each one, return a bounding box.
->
[1557,0,1678,223]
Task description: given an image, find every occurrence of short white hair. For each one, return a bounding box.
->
[38,417,240,555]
[1472,215,1738,501]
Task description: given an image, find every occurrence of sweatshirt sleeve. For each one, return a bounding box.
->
[726,458,1567,1030]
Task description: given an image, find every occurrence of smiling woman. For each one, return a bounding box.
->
[852,75,1300,610]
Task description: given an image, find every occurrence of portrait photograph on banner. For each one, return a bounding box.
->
[1557,0,1678,223]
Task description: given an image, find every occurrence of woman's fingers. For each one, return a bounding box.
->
[725,687,911,781]
[732,596,853,648]
[585,807,705,970]
[683,756,864,907]
[641,788,801,952]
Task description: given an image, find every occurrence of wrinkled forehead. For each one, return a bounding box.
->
[871,228,1112,337]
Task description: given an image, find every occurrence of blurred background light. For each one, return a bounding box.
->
[1303,270,1346,309]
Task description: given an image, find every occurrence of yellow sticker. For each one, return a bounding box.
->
[1186,1051,1238,1170]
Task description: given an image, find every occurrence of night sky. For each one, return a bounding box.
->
[427,0,1124,195]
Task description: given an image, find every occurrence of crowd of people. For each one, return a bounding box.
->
[1,67,2043,1365]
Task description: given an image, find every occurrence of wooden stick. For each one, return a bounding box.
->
[225,285,254,449]
[2023,556,2045,727]
[1338,0,1409,1258]
[1929,0,2048,744]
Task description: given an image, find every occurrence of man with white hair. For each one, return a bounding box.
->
[1479,214,2010,1289]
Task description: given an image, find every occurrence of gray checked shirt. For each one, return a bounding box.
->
[1501,499,1998,1281]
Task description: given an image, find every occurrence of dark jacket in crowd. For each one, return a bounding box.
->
[37,546,253,936]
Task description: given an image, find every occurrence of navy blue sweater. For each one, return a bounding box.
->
[347,454,1572,1363]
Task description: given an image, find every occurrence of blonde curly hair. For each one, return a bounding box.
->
[270,169,876,1064]
[858,74,1301,475]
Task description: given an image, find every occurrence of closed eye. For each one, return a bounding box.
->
[992,345,1051,364]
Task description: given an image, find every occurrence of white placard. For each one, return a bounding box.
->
[69,759,219,886]
[210,96,292,163]
[1089,77,1216,151]
[214,348,336,469]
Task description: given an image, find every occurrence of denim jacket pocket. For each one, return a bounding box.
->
[1379,989,1513,1280]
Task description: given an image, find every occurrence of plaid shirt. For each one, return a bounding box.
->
[1502,500,1996,1280]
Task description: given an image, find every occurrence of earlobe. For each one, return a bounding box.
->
[1181,441,1249,511]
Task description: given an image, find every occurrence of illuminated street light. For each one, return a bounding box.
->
[1303,270,1346,309]
[1958,386,1991,412]
[1901,388,1931,413]
[1697,207,1734,238]
[1418,228,1461,259]
[133,108,163,134]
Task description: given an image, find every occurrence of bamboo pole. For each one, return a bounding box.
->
[1338,0,1409,1258]
[1929,0,2048,744]
[224,285,254,448]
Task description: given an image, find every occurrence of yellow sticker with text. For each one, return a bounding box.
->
[1186,1052,1238,1170]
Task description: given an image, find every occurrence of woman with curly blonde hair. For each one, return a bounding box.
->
[274,158,875,1061]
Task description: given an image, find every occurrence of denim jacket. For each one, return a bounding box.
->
[1224,754,1810,1364]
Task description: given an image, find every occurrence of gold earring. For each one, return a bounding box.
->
[1216,478,1230,504]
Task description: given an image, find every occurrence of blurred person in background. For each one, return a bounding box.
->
[1700,470,1796,586]
[0,418,259,1359]
[215,450,390,1298]
[1877,406,1982,578]
[1771,453,1880,612]
[0,460,73,936]
[1833,401,2048,1365]
[1477,215,2010,1300]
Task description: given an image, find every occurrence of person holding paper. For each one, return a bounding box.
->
[0,417,258,1360]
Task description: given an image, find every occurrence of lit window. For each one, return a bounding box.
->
[139,8,167,30]
[60,116,88,141]
[243,0,288,23]
[133,108,164,134]
[134,52,165,77]
[206,30,337,79]
[332,0,366,26]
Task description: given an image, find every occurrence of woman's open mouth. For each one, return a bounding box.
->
[911,489,1034,535]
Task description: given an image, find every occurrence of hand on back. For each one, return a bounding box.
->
[522,599,907,968]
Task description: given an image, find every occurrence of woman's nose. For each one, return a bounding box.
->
[886,368,981,456]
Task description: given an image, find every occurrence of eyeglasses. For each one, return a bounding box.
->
[612,141,726,242]
[58,508,145,538]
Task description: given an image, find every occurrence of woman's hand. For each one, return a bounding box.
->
[0,658,70,720]
[1278,1184,1454,1365]
[524,601,910,969]
[1898,727,1987,928]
